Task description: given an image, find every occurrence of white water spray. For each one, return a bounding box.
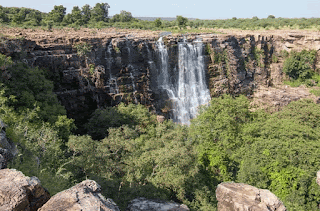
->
[157,37,211,124]
[106,41,119,94]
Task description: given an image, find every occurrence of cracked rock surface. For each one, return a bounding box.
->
[0,168,50,211]
[216,182,287,211]
[39,180,120,211]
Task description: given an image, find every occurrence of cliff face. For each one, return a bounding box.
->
[1,28,320,128]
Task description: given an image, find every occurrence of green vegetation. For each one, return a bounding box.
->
[1,4,320,211]
[2,4,320,32]
[310,88,320,96]
[1,48,319,210]
[282,49,320,87]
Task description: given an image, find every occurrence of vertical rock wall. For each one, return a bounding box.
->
[1,32,319,128]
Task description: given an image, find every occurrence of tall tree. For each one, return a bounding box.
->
[71,6,83,25]
[90,3,110,22]
[176,15,188,29]
[46,5,66,24]
[0,6,9,23]
[81,4,91,24]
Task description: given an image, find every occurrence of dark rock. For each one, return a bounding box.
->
[127,197,189,211]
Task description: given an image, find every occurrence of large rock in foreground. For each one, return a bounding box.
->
[127,197,189,211]
[39,180,120,211]
[0,168,50,211]
[216,182,287,211]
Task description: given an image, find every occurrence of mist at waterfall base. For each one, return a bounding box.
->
[156,37,211,125]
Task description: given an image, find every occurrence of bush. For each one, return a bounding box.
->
[283,50,316,80]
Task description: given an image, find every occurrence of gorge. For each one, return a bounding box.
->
[2,27,320,210]
[1,28,320,129]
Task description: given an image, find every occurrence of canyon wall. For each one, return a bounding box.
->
[1,29,320,128]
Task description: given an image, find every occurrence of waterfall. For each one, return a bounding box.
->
[157,37,211,125]
[106,41,119,94]
[145,42,157,75]
[126,39,138,104]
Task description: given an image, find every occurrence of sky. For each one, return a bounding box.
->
[1,0,320,19]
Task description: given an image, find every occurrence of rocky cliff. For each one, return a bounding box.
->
[1,28,320,128]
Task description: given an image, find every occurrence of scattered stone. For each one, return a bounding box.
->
[317,170,320,186]
[157,115,165,123]
[39,180,120,211]
[216,182,287,211]
[0,168,50,211]
[127,197,189,211]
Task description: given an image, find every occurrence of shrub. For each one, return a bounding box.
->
[283,50,316,80]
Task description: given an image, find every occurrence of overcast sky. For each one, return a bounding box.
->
[1,0,320,19]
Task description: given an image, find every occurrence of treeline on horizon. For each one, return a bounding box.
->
[1,4,320,31]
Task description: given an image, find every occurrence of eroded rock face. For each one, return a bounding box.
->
[216,182,287,211]
[1,29,320,126]
[0,119,17,169]
[39,180,120,211]
[127,197,189,211]
[0,168,50,211]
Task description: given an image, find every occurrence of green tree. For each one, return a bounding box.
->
[25,10,42,26]
[0,6,9,23]
[90,3,110,22]
[111,10,133,23]
[190,95,251,181]
[176,15,188,29]
[46,5,66,25]
[154,18,162,27]
[237,99,320,210]
[81,4,91,24]
[283,49,316,80]
[70,6,83,26]
[12,8,27,25]
[267,14,275,19]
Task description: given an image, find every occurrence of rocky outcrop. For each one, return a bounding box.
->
[0,119,17,169]
[127,197,189,211]
[0,168,50,211]
[216,182,287,211]
[250,85,315,112]
[39,180,120,211]
[1,28,320,127]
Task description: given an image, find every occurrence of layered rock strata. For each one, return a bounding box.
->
[1,28,320,127]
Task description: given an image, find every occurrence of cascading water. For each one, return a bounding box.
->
[106,41,119,94]
[145,42,157,75]
[157,37,211,124]
[126,39,138,104]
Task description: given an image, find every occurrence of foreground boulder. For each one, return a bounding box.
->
[0,168,50,211]
[216,182,287,211]
[127,197,189,211]
[39,180,120,211]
